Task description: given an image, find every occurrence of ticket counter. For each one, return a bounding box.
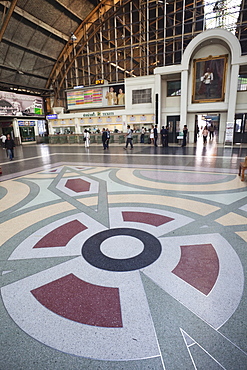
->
[19,126,35,142]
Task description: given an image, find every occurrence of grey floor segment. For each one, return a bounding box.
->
[0,141,246,369]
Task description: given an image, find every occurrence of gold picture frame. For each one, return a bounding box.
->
[192,55,228,103]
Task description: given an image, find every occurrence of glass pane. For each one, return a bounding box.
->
[237,75,247,91]
[235,119,242,132]
[167,81,181,96]
[244,119,247,132]
[168,121,173,132]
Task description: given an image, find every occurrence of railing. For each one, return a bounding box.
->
[48,133,149,145]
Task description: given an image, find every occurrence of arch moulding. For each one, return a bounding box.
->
[181,29,242,71]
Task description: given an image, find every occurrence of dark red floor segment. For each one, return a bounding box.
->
[122,211,174,226]
[172,244,219,295]
[33,220,87,248]
[31,273,123,327]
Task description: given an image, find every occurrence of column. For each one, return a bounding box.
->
[74,118,80,134]
[13,118,21,144]
[154,73,162,131]
[180,69,189,128]
[226,63,239,124]
[34,120,39,139]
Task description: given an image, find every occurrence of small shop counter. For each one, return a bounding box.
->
[48,133,146,145]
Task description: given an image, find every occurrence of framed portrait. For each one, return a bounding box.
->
[192,55,228,103]
[104,84,125,106]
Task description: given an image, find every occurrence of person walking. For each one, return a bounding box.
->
[140,127,145,143]
[202,126,209,144]
[150,125,154,145]
[84,129,90,148]
[154,124,158,146]
[123,125,133,150]
[102,128,107,150]
[181,125,188,147]
[5,134,15,160]
[106,128,110,149]
[0,133,6,149]
[209,124,214,140]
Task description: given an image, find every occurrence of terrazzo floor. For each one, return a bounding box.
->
[0,140,247,369]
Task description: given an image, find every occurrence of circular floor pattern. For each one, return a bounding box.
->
[82,228,162,271]
[138,170,234,184]
[100,235,144,259]
[1,207,244,361]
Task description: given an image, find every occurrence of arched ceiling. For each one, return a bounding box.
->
[0,0,98,96]
[0,0,247,102]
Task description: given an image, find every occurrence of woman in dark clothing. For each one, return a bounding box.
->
[182,125,188,147]
[161,126,169,147]
[102,128,108,150]
[5,134,15,160]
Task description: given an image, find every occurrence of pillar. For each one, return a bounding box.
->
[154,73,162,131]
[226,64,239,124]
[180,69,189,129]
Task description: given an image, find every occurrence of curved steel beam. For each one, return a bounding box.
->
[0,0,18,41]
[46,0,124,91]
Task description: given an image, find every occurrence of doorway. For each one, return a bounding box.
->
[234,113,247,144]
[195,113,220,143]
[0,121,13,136]
[20,126,35,142]
[166,115,180,143]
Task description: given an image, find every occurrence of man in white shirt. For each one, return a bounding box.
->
[0,133,6,148]
[123,125,133,149]
[202,68,213,98]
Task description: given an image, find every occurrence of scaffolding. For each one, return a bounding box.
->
[46,0,247,106]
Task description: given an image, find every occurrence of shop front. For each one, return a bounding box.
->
[19,126,35,142]
[18,120,37,143]
[0,120,14,136]
[194,113,220,143]
[234,113,247,144]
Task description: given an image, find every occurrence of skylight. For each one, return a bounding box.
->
[204,0,242,33]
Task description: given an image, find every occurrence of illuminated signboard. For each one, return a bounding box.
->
[0,91,44,117]
[67,88,103,109]
[18,120,36,126]
[46,114,58,119]
[66,84,125,111]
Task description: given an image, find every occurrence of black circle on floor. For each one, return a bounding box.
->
[81,228,162,272]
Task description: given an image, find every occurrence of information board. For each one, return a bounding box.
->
[0,91,43,116]
[67,88,103,109]
[66,84,125,111]
[225,122,234,144]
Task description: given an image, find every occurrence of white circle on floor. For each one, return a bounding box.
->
[100,235,144,259]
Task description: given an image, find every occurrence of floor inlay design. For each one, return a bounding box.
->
[1,165,246,369]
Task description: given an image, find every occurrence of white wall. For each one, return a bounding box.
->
[155,29,247,143]
[125,75,155,114]
[236,91,247,111]
[47,30,247,143]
